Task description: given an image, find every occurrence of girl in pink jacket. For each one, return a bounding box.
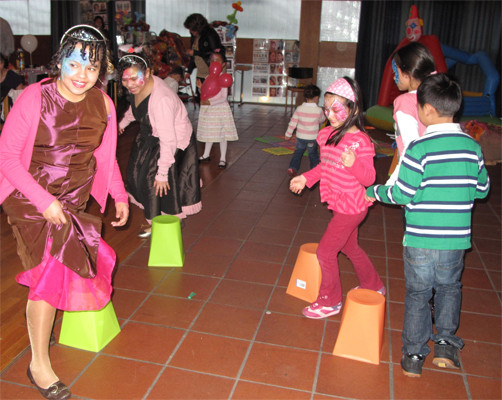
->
[290,77,385,319]
[0,25,129,399]
[118,51,201,237]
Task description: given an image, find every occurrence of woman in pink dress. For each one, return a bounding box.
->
[0,25,129,399]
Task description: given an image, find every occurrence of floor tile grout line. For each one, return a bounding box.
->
[381,205,396,399]
[143,145,289,400]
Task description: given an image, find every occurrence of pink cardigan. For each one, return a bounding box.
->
[119,75,193,181]
[303,126,375,215]
[0,80,128,214]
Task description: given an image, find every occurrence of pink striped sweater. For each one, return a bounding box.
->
[303,126,376,215]
[285,102,325,140]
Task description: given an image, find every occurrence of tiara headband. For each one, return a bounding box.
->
[118,54,149,70]
[60,24,106,44]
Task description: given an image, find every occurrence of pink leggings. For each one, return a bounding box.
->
[316,210,383,306]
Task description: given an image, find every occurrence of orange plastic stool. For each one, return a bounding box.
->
[333,288,385,365]
[286,243,322,303]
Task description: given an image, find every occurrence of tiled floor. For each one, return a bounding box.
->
[1,104,501,399]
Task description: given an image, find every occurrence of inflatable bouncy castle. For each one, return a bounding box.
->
[366,5,500,131]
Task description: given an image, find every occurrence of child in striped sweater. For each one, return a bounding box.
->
[289,77,385,319]
[285,85,325,177]
[367,74,490,378]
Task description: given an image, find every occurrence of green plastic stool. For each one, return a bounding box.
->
[148,215,184,267]
[58,301,120,352]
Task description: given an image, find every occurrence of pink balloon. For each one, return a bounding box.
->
[218,73,233,88]
[208,61,222,76]
[200,76,220,100]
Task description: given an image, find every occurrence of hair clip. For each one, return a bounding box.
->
[60,24,106,44]
[118,54,149,69]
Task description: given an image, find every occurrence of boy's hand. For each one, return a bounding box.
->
[289,175,307,194]
[285,135,291,141]
[341,148,356,167]
[201,99,210,105]
[365,194,376,203]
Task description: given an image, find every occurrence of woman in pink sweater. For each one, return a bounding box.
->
[290,77,385,319]
[0,25,129,399]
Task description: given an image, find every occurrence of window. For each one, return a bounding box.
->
[146,0,301,39]
[0,0,51,35]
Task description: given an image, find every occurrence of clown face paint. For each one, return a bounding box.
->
[406,17,422,42]
[57,43,101,102]
[121,66,148,96]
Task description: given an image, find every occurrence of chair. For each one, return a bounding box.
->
[178,75,196,109]
[285,67,313,114]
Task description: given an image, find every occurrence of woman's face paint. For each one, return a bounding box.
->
[57,43,100,102]
[121,66,148,95]
[392,59,400,85]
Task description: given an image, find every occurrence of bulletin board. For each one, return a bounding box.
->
[252,39,299,98]
[80,1,109,28]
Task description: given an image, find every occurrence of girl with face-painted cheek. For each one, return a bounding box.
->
[0,25,129,399]
[387,42,436,186]
[118,52,202,238]
[289,77,385,320]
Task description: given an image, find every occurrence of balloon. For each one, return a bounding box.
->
[200,76,221,101]
[208,61,222,76]
[21,34,38,53]
[218,73,233,88]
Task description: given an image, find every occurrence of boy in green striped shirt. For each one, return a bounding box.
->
[367,74,490,377]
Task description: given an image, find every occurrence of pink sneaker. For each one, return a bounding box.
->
[302,301,342,319]
[353,286,386,296]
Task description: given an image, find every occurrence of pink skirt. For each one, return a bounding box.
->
[16,237,115,311]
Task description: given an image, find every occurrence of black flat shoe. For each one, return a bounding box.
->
[27,366,71,400]
[199,156,211,162]
[218,160,227,169]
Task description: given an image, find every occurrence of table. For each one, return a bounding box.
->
[233,64,252,106]
[16,67,50,85]
[285,85,304,114]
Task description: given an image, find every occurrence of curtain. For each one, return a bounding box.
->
[50,1,80,55]
[355,0,501,115]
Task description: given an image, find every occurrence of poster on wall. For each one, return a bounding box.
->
[80,1,108,28]
[252,39,300,99]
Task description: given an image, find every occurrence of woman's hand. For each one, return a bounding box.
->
[341,148,356,168]
[195,79,202,89]
[289,175,307,194]
[154,180,170,197]
[186,49,194,56]
[111,202,129,227]
[42,200,67,225]
[201,99,210,105]
[118,127,125,135]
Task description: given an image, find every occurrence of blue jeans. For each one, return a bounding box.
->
[288,138,320,172]
[402,247,465,356]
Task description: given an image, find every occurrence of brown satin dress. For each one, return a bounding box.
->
[2,80,108,279]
